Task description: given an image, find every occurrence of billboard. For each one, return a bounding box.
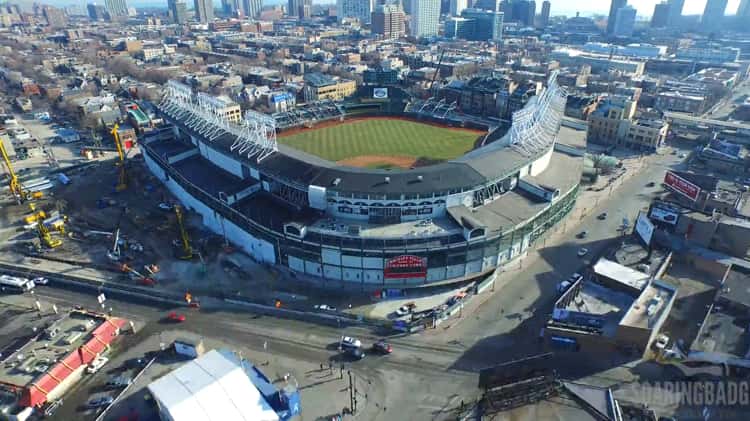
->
[649,204,679,225]
[664,171,700,201]
[373,88,388,99]
[384,255,427,279]
[635,212,655,246]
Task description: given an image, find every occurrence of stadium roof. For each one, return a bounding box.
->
[148,350,279,421]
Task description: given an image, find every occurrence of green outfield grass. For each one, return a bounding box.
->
[277,118,480,165]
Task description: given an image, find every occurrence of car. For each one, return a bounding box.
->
[104,375,132,389]
[654,334,670,350]
[158,202,173,211]
[679,153,687,158]
[86,396,114,409]
[395,305,411,317]
[597,212,607,220]
[42,399,63,417]
[138,277,156,286]
[646,181,656,187]
[339,336,361,350]
[166,312,186,323]
[372,340,392,354]
[345,347,366,360]
[86,356,109,374]
[32,276,49,285]
[577,248,589,257]
[124,357,148,369]
[576,231,588,239]
[314,304,337,312]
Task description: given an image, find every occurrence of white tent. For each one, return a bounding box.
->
[148,349,279,421]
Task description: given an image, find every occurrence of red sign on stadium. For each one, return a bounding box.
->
[384,255,427,279]
[664,171,700,201]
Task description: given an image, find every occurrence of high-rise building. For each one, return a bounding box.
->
[667,0,684,26]
[460,8,503,40]
[737,0,750,17]
[450,0,467,16]
[289,0,313,19]
[337,0,374,23]
[607,0,627,34]
[410,0,440,38]
[168,0,187,23]
[651,2,670,28]
[372,3,405,38]
[613,5,635,36]
[702,0,728,30]
[510,0,534,26]
[242,0,263,18]
[104,0,128,19]
[87,3,107,20]
[472,0,500,12]
[42,5,67,28]
[194,0,214,22]
[538,0,550,28]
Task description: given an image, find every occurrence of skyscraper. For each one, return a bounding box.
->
[472,0,500,12]
[104,0,128,19]
[702,0,728,31]
[194,0,214,22]
[651,2,669,28]
[87,3,107,20]
[460,8,503,40]
[168,0,187,23]
[372,3,405,38]
[337,0,374,23]
[613,5,635,37]
[510,0,534,26]
[42,5,67,28]
[242,0,263,18]
[667,0,684,26]
[538,0,550,28]
[289,0,313,19]
[607,0,627,34]
[450,0,467,16]
[410,0,440,37]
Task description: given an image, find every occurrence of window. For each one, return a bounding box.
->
[338,206,353,214]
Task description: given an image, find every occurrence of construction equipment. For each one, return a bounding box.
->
[107,207,127,261]
[0,138,41,202]
[37,217,62,248]
[427,48,447,95]
[111,123,127,191]
[23,203,46,225]
[174,205,193,260]
[120,263,156,286]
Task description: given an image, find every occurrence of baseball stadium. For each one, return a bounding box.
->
[141,73,584,292]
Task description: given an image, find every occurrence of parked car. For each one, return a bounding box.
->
[157,202,173,211]
[646,181,656,187]
[86,356,109,374]
[32,276,49,285]
[124,357,148,369]
[576,231,588,239]
[340,336,361,350]
[597,212,608,220]
[42,399,63,418]
[577,248,589,257]
[372,340,393,354]
[86,396,114,409]
[105,375,132,389]
[314,304,337,312]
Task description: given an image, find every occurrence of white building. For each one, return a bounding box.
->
[336,0,374,23]
[449,0,467,16]
[410,0,440,38]
[613,5,636,37]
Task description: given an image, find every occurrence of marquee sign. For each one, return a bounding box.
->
[384,255,427,279]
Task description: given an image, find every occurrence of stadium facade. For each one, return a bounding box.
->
[142,73,583,292]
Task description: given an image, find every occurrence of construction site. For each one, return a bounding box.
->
[0,118,282,307]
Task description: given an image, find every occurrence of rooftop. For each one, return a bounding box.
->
[619,281,676,329]
[592,258,650,292]
[690,306,750,359]
[562,281,634,337]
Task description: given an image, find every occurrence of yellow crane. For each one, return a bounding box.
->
[111,123,127,191]
[0,139,39,202]
[174,205,193,260]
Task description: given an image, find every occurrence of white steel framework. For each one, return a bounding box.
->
[508,71,568,157]
[159,80,278,163]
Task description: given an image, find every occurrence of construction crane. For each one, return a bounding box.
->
[37,217,62,248]
[174,205,193,260]
[111,123,127,192]
[428,48,447,96]
[0,139,41,202]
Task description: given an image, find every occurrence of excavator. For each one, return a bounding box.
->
[1,139,42,203]
[37,216,62,248]
[174,205,193,260]
[111,124,127,192]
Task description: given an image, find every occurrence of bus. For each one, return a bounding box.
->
[0,274,35,293]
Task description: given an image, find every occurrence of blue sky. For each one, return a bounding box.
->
[36,0,744,16]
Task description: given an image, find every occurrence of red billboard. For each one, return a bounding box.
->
[384,255,427,279]
[664,171,700,201]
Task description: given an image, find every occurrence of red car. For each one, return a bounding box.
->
[138,277,157,286]
[372,340,392,354]
[166,312,186,323]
